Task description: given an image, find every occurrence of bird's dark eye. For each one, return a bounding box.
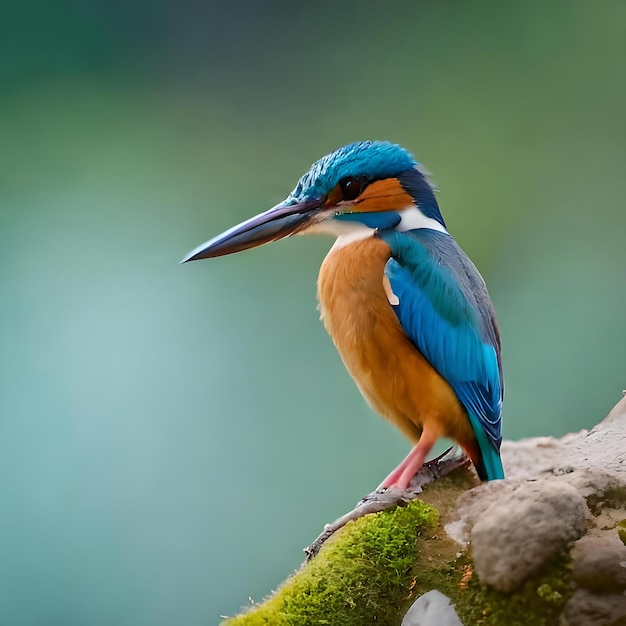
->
[339,175,369,201]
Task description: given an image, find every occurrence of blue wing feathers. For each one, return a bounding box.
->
[379,229,503,479]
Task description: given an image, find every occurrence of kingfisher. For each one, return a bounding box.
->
[182,141,504,488]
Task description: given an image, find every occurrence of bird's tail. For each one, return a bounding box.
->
[467,412,505,481]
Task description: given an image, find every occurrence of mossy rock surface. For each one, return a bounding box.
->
[222,399,626,624]
[413,550,572,626]
[222,476,575,625]
[223,500,439,625]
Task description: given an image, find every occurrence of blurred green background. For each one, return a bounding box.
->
[1,1,624,624]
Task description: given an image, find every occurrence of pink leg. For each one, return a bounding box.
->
[378,428,438,490]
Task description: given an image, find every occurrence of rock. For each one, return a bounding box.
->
[401,590,463,626]
[470,480,586,591]
[501,394,626,480]
[571,534,626,593]
[562,588,626,626]
[444,393,626,606]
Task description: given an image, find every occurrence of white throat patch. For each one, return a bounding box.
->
[304,219,375,251]
[301,205,447,251]
[396,206,448,234]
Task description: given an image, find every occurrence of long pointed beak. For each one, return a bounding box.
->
[181,198,322,263]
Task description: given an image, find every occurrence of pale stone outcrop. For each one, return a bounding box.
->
[441,393,626,622]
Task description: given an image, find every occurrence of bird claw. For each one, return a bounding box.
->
[304,446,470,560]
[417,445,469,483]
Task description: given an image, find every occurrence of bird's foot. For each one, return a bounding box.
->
[410,445,469,489]
[377,427,439,490]
[304,446,469,561]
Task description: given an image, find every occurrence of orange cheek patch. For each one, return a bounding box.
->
[354,178,414,213]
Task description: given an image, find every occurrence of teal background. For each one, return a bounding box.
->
[1,1,624,624]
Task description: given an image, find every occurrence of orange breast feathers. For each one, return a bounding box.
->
[317,236,478,456]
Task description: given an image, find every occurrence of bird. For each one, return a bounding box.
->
[181,141,504,488]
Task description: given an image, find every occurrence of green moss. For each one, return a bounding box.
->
[536,583,563,603]
[412,550,572,626]
[618,519,626,547]
[586,485,626,516]
[222,500,439,625]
